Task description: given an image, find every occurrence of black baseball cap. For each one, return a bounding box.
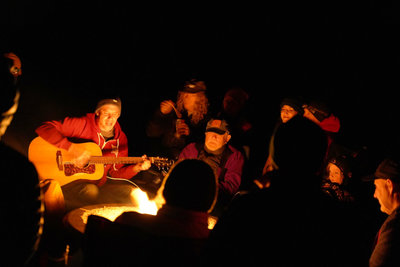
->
[205,119,230,135]
[363,158,400,182]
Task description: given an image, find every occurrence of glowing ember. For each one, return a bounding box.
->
[80,205,139,224]
[78,205,217,230]
[74,188,217,232]
[79,188,158,224]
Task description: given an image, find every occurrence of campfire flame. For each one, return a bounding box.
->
[79,188,217,230]
[130,188,159,215]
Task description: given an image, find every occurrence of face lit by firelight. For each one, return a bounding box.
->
[182,92,201,114]
[96,104,120,132]
[373,178,396,215]
[327,163,344,185]
[205,131,231,151]
[280,105,298,123]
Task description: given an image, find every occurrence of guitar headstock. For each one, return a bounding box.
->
[150,157,175,172]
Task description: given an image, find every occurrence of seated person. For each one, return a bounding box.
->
[205,116,365,266]
[0,52,43,266]
[34,97,151,212]
[261,96,304,177]
[178,118,244,216]
[83,159,217,266]
[321,154,355,203]
[364,158,400,267]
[146,79,211,160]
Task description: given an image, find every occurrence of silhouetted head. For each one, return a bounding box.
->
[0,53,21,138]
[162,159,218,212]
[0,54,17,114]
[273,116,327,179]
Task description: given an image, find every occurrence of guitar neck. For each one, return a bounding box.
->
[89,156,146,165]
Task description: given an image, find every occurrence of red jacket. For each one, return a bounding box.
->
[35,113,137,186]
[319,114,341,155]
[319,114,340,133]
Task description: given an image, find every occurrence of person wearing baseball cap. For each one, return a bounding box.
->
[146,78,210,160]
[204,118,231,151]
[364,157,400,266]
[178,118,244,216]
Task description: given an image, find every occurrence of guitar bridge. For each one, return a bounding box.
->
[64,163,96,176]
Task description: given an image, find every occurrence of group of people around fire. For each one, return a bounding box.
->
[2,51,400,266]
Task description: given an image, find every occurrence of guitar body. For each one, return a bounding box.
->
[28,137,104,186]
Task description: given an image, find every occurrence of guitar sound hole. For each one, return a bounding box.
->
[64,163,96,176]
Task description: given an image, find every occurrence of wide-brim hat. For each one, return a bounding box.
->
[179,79,207,93]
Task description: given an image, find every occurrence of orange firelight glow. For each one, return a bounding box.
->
[79,188,158,226]
[130,188,159,215]
[77,188,217,230]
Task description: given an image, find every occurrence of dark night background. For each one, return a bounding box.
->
[2,1,400,174]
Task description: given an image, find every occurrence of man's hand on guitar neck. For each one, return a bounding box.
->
[132,155,151,173]
[68,143,92,168]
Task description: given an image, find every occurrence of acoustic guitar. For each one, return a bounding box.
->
[28,136,174,186]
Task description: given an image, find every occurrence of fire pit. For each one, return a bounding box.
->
[65,204,141,233]
[65,203,218,234]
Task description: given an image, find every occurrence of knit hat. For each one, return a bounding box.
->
[95,98,122,113]
[327,154,353,181]
[179,79,207,93]
[163,159,217,212]
[280,97,304,116]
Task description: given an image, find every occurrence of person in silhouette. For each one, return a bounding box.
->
[0,51,43,266]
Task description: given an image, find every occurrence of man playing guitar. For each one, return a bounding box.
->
[34,97,151,212]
